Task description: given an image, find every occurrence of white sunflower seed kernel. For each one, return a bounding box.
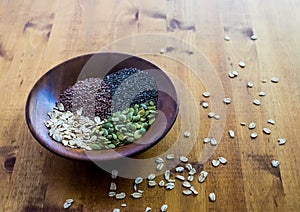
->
[210,138,217,146]
[185,163,193,171]
[250,132,258,139]
[247,82,253,88]
[228,71,235,78]
[110,182,117,191]
[180,156,188,163]
[147,173,156,180]
[267,119,275,125]
[108,191,116,197]
[115,192,126,200]
[198,171,208,183]
[165,182,175,190]
[232,70,239,76]
[145,207,152,212]
[148,180,156,187]
[166,153,175,160]
[218,156,227,164]
[224,36,230,41]
[167,179,175,183]
[271,77,279,83]
[201,102,209,108]
[135,177,143,185]
[189,168,197,176]
[176,175,185,181]
[190,186,198,195]
[208,112,215,118]
[259,91,266,96]
[240,122,246,126]
[156,163,164,171]
[271,160,280,168]
[161,204,168,212]
[184,131,191,138]
[213,114,220,120]
[209,192,216,202]
[158,180,165,187]
[187,175,194,182]
[202,92,210,97]
[203,137,211,143]
[182,181,191,188]
[111,170,118,179]
[223,97,231,104]
[155,157,164,164]
[164,170,170,181]
[263,128,271,134]
[121,203,127,207]
[212,159,220,167]
[113,209,120,212]
[229,130,235,138]
[261,79,267,83]
[183,189,193,195]
[251,35,258,40]
[239,61,246,68]
[249,122,256,130]
[277,138,286,145]
[253,99,261,106]
[175,166,185,173]
[131,192,143,199]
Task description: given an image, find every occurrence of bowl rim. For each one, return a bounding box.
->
[25,51,179,161]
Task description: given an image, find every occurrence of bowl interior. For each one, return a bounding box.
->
[26,52,178,161]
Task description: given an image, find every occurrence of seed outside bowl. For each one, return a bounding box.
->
[25,52,179,161]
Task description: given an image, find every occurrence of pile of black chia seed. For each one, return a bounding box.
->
[58,67,158,119]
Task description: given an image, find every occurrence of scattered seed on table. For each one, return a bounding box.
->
[271,77,279,83]
[218,156,227,164]
[228,130,235,138]
[267,119,275,125]
[183,189,193,195]
[185,163,193,171]
[121,203,127,207]
[277,138,286,145]
[176,175,185,181]
[187,175,194,182]
[115,192,126,200]
[189,168,197,176]
[202,101,209,108]
[198,171,208,183]
[208,112,215,118]
[145,207,152,212]
[182,181,191,188]
[111,170,118,179]
[240,122,246,126]
[259,91,266,96]
[250,132,258,139]
[155,157,164,164]
[110,182,117,191]
[175,166,185,173]
[239,61,246,68]
[148,180,156,187]
[63,199,74,209]
[247,82,254,88]
[108,192,116,197]
[271,160,280,168]
[249,122,256,130]
[223,97,232,104]
[203,137,211,143]
[165,182,175,190]
[210,137,217,146]
[131,192,143,199]
[166,153,175,160]
[250,35,258,40]
[135,177,143,185]
[253,99,261,106]
[212,159,220,167]
[190,186,198,195]
[202,91,210,97]
[232,70,239,76]
[180,156,189,163]
[209,193,216,202]
[158,180,165,187]
[147,173,156,181]
[160,48,165,54]
[168,179,175,183]
[263,128,271,134]
[133,184,137,191]
[156,163,164,171]
[164,170,170,181]
[161,204,168,212]
[214,114,220,120]
[224,36,231,41]
[113,209,120,212]
[184,131,191,138]
[228,71,236,78]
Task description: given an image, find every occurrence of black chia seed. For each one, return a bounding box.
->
[58,67,158,119]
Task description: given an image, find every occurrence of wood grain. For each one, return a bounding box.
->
[0,0,299,211]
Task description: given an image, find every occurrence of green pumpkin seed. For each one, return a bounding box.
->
[147,106,156,110]
[127,112,133,121]
[112,133,117,140]
[149,117,156,125]
[133,115,140,122]
[138,109,145,117]
[117,132,124,141]
[139,128,146,134]
[140,117,146,122]
[141,103,147,109]
[126,137,135,143]
[149,110,158,114]
[102,129,108,136]
[103,122,113,129]
[112,117,119,122]
[108,144,116,149]
[119,114,127,122]
[134,130,142,139]
[147,113,157,118]
[90,143,101,150]
[149,101,154,106]
[107,134,112,139]
[124,132,134,137]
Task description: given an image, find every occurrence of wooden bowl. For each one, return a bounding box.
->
[25,52,179,161]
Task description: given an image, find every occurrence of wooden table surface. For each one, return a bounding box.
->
[1,0,299,211]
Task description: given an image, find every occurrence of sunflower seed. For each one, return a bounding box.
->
[203,137,211,143]
[145,207,152,212]
[115,192,126,200]
[111,170,118,179]
[161,204,168,212]
[267,119,275,125]
[210,137,217,146]
[259,91,266,96]
[263,128,271,134]
[158,180,165,187]
[247,82,253,88]
[135,177,143,185]
[182,181,191,188]
[224,36,231,41]
[121,203,127,207]
[271,160,280,168]
[213,114,220,120]
[271,77,279,83]
[250,34,258,40]
[137,190,144,193]
[218,156,227,164]
[175,166,185,173]
[253,99,261,106]
[164,170,170,181]
[202,101,209,108]
[155,157,164,164]
[208,112,215,118]
[108,191,116,197]
[277,138,286,145]
[228,71,235,78]
[198,171,208,183]
[189,168,197,176]
[239,61,246,68]
[248,122,256,130]
[209,192,216,202]
[110,182,117,191]
[166,153,175,160]
[160,48,165,54]
[190,186,198,195]
[187,175,194,182]
[148,180,156,187]
[165,182,175,190]
[156,163,164,171]
[168,179,175,183]
[182,189,193,195]
[131,192,143,199]
[180,156,188,163]
[185,163,193,171]
[65,199,74,204]
[202,92,210,97]
[184,131,191,138]
[232,70,239,76]
[133,183,137,191]
[228,130,235,138]
[147,173,156,180]
[223,97,231,104]
[250,132,258,139]
[240,122,246,126]
[212,159,220,167]
[113,209,120,212]
[175,175,185,181]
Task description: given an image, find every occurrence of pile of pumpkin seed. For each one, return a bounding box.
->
[45,100,157,150]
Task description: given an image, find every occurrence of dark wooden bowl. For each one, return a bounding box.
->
[25,52,179,161]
